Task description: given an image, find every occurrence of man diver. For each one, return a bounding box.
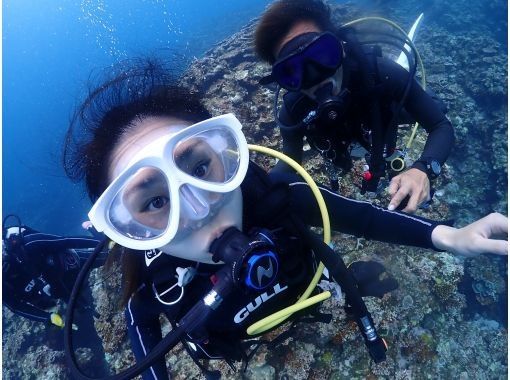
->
[254,0,455,213]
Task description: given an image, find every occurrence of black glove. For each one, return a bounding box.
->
[349,260,398,298]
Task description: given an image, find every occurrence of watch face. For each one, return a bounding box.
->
[430,160,441,176]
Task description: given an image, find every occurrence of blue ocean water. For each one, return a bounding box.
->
[3,0,273,234]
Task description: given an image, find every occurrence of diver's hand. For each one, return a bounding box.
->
[82,220,104,239]
[431,213,508,257]
[388,168,430,213]
[82,221,94,230]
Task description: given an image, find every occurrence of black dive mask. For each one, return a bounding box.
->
[270,32,343,92]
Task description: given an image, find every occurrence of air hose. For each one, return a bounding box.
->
[246,145,387,363]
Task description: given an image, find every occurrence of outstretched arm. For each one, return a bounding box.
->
[279,173,508,256]
[3,292,53,323]
[431,213,508,256]
[23,233,100,252]
[284,176,441,248]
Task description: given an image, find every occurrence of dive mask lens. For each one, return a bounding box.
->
[171,127,242,239]
[272,32,343,91]
[272,54,305,91]
[306,32,343,70]
[172,127,242,185]
[108,167,171,241]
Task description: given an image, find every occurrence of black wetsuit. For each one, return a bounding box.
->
[2,228,103,321]
[274,55,455,181]
[2,227,109,376]
[126,171,444,380]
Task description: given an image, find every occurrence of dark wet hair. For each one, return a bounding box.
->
[63,59,212,305]
[63,58,211,202]
[254,0,334,64]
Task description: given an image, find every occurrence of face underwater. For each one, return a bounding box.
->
[89,113,250,263]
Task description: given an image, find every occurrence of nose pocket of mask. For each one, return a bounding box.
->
[302,62,328,89]
[179,185,210,221]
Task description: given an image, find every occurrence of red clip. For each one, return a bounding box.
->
[363,171,373,181]
[210,274,219,285]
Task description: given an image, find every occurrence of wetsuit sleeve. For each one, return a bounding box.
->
[23,233,101,252]
[273,93,306,173]
[3,290,52,323]
[273,128,304,173]
[23,232,105,274]
[125,285,170,380]
[277,173,444,249]
[379,58,455,166]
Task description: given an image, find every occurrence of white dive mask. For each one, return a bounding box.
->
[88,113,249,253]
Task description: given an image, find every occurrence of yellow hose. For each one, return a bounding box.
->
[246,144,332,335]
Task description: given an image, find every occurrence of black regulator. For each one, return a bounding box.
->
[210,227,279,291]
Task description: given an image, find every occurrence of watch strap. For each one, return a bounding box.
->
[411,159,440,180]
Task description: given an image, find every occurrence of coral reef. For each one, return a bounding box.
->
[466,255,506,306]
[184,1,508,377]
[2,308,71,379]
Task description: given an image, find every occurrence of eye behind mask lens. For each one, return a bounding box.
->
[301,61,338,90]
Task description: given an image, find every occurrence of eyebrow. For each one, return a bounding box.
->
[124,173,167,198]
[174,140,207,162]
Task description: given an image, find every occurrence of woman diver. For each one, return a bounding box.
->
[62,60,507,380]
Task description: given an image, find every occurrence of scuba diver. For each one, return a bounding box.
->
[61,60,506,380]
[2,214,109,376]
[254,0,455,213]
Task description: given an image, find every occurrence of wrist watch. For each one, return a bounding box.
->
[414,159,441,179]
